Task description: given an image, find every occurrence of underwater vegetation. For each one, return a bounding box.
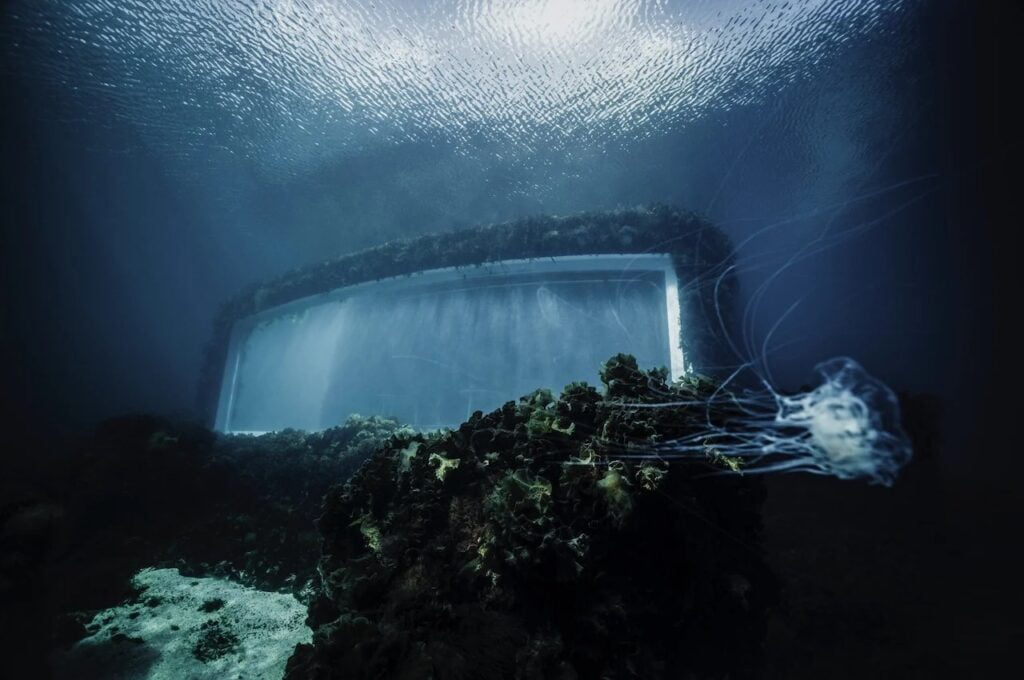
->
[4,352,917,678]
[286,355,777,680]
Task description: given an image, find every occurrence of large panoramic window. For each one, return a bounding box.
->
[215,254,684,433]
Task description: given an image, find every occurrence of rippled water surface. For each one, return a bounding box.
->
[5,0,910,174]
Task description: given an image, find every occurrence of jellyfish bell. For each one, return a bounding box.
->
[775,357,913,486]
[801,391,878,474]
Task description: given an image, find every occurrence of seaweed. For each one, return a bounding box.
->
[286,355,775,680]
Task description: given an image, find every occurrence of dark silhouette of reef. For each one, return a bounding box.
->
[3,355,780,678]
[0,413,403,676]
[286,355,774,680]
[0,353,954,678]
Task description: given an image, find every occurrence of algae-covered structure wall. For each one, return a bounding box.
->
[201,206,736,432]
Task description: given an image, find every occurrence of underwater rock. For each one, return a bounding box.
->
[286,356,774,680]
[21,412,403,667]
[0,497,63,597]
[52,568,310,679]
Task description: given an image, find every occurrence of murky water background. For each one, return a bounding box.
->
[0,0,998,465]
[0,2,1018,677]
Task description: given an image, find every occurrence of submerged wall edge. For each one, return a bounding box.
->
[197,205,737,425]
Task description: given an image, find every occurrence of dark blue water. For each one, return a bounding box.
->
[0,3,1020,678]
[0,0,1011,474]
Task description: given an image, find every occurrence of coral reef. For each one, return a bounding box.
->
[287,355,774,680]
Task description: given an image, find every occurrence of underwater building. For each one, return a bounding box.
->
[203,207,735,433]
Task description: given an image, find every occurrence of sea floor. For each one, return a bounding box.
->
[1,403,1017,678]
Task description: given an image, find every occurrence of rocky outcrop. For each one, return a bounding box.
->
[0,412,403,676]
[287,355,774,680]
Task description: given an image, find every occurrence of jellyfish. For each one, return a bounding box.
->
[621,357,912,486]
[601,184,930,486]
